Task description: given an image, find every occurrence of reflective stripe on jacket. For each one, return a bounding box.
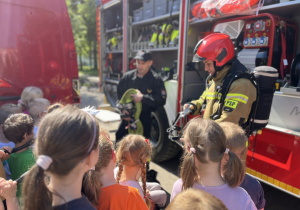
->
[191,65,257,125]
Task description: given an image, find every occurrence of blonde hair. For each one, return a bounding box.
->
[28,98,50,120]
[83,128,113,206]
[18,86,43,111]
[167,188,228,210]
[47,103,64,113]
[116,134,152,208]
[180,118,245,189]
[219,122,247,151]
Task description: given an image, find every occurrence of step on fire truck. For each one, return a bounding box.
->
[97,0,300,198]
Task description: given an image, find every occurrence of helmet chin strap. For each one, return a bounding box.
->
[212,61,223,77]
[212,57,237,77]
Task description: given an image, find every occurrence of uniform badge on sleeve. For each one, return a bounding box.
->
[224,100,238,112]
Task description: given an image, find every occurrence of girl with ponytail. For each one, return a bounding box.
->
[22,105,100,210]
[115,134,166,209]
[82,129,147,210]
[171,118,256,210]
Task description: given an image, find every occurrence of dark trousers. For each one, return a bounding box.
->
[116,111,151,143]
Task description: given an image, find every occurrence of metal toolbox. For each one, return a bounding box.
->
[133,8,143,22]
[155,0,168,17]
[143,0,154,19]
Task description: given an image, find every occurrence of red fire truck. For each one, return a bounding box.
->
[97,0,300,198]
[0,0,80,106]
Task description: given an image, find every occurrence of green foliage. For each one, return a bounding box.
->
[66,0,98,69]
[79,67,99,76]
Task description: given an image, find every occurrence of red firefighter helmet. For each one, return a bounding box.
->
[192,33,235,67]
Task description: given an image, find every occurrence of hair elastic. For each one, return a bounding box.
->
[190,147,196,154]
[100,132,114,159]
[82,107,97,154]
[18,99,25,106]
[36,155,53,170]
[225,148,230,155]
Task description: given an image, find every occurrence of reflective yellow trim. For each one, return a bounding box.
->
[227,93,249,100]
[226,93,248,104]
[246,167,300,197]
[293,188,300,195]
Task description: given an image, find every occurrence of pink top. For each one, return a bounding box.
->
[171,179,257,210]
[119,180,145,200]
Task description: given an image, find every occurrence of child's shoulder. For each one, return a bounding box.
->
[173,178,183,186]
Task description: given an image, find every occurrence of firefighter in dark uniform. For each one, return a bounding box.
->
[116,50,167,142]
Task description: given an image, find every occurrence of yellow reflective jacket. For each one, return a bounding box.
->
[191,65,257,125]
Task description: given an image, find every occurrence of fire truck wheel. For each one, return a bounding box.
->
[150,107,181,162]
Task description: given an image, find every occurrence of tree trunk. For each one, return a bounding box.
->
[89,41,92,69]
[93,39,98,70]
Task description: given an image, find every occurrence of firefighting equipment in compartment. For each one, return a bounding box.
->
[231,14,297,79]
[106,32,122,51]
[149,24,160,48]
[213,65,278,136]
[291,54,300,91]
[105,55,122,74]
[191,0,260,19]
[169,20,179,47]
[129,58,137,70]
[193,33,235,67]
[161,61,177,81]
[117,89,143,135]
[165,23,173,47]
[158,24,166,47]
[158,23,173,47]
[192,0,207,19]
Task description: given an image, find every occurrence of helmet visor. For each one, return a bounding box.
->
[192,53,206,62]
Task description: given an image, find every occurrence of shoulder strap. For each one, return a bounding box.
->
[219,73,256,104]
[213,60,257,121]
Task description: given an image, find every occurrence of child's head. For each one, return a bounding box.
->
[28,98,50,122]
[1,103,22,114]
[47,103,64,113]
[83,128,114,206]
[0,108,13,126]
[167,188,228,210]
[2,113,34,144]
[180,118,244,189]
[116,135,151,180]
[0,108,13,141]
[18,86,43,111]
[219,122,247,161]
[96,128,115,173]
[116,134,152,206]
[22,105,99,209]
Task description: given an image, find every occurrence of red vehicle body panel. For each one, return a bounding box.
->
[247,128,300,195]
[0,0,79,106]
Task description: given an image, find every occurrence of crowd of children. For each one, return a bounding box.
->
[0,86,266,210]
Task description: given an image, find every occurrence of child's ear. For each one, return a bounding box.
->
[24,132,34,140]
[85,148,99,168]
[113,151,117,163]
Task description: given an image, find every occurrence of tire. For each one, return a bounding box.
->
[150,106,181,162]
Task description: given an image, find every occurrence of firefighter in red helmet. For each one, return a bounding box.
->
[183,33,257,125]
